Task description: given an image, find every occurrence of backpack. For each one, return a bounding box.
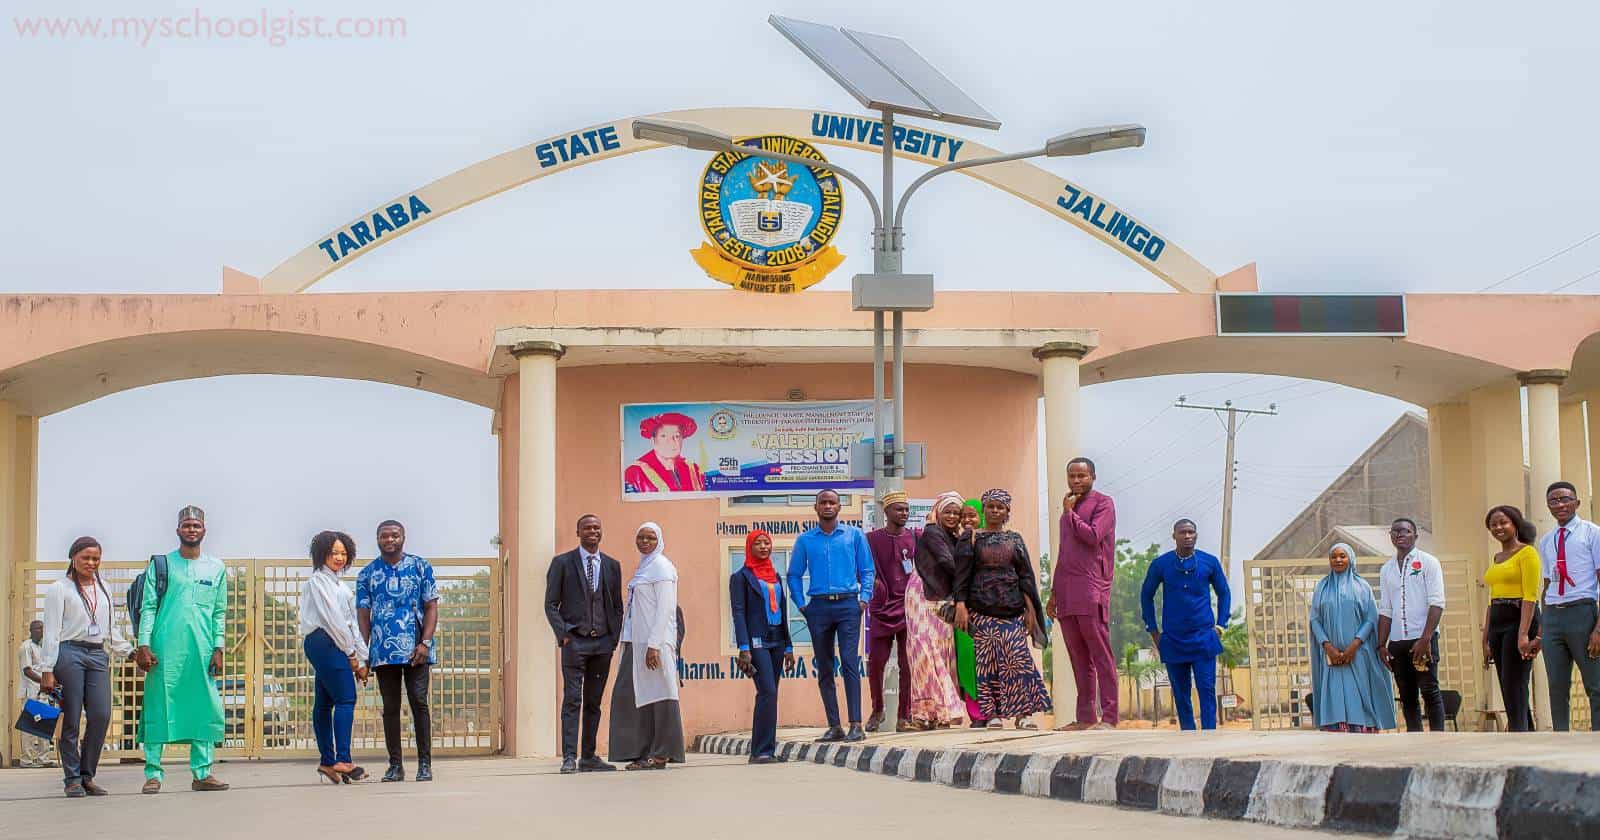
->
[126,554,169,634]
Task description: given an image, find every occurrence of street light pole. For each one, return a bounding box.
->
[630,116,1143,524]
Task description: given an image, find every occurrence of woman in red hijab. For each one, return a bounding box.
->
[625,413,707,494]
[729,529,795,763]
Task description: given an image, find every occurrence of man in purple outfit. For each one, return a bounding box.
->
[1045,457,1120,730]
[865,490,917,732]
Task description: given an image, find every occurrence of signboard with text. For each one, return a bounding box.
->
[621,400,883,500]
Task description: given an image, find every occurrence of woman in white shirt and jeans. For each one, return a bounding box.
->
[39,536,133,797]
[300,530,370,784]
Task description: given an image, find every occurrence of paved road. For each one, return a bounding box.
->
[2,755,1338,839]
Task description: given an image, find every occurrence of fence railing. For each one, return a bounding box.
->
[8,557,500,764]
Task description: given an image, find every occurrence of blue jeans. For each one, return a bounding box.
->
[304,629,356,766]
[748,645,785,757]
[1165,658,1217,730]
[802,597,862,727]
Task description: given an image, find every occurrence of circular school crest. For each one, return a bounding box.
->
[690,135,845,294]
[707,408,738,440]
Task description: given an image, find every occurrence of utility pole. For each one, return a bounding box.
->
[1174,397,1278,589]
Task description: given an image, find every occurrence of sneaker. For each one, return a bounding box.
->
[64,783,86,798]
[190,776,230,792]
[141,779,161,795]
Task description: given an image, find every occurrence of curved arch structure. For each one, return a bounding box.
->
[259,107,1217,295]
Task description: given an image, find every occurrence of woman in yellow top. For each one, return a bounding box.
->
[1482,505,1542,731]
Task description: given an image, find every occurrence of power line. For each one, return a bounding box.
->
[1547,266,1600,295]
[1479,228,1600,292]
[1103,429,1227,498]
[1099,404,1174,457]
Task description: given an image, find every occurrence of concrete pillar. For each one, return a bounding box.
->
[1521,371,1568,536]
[1562,400,1592,505]
[512,341,563,757]
[1519,371,1567,730]
[1461,383,1528,728]
[1034,341,1089,726]
[0,403,39,762]
[1427,403,1475,558]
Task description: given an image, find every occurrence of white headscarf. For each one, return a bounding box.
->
[629,522,678,589]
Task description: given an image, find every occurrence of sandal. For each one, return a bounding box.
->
[1015,716,1039,730]
[987,718,1005,729]
[645,757,670,770]
[624,759,650,771]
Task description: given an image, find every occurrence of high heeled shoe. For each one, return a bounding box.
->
[316,765,344,785]
[341,765,367,783]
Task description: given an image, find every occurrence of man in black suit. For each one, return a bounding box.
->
[546,513,624,774]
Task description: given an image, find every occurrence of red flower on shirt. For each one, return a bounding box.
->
[1409,560,1423,575]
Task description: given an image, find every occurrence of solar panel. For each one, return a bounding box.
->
[769,15,1001,130]
[841,28,1000,130]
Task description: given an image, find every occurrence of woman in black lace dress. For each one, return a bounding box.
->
[953,488,1051,729]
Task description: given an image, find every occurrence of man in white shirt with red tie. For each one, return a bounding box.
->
[1539,481,1600,731]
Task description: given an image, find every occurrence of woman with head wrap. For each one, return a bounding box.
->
[953,498,985,726]
[1309,543,1395,733]
[953,489,1051,729]
[904,492,969,729]
[730,528,794,763]
[608,523,685,769]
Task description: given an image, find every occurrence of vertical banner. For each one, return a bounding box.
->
[621,400,882,500]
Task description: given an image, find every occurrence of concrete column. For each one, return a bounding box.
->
[1427,403,1475,557]
[1519,371,1566,730]
[1562,400,1592,505]
[512,341,563,757]
[0,403,39,761]
[1463,383,1529,728]
[1520,371,1568,536]
[1034,341,1089,726]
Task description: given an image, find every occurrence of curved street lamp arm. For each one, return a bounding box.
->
[894,148,1045,233]
[715,144,884,231]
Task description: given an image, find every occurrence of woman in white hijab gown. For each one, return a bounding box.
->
[608,522,685,769]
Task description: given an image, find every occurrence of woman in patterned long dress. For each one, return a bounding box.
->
[905,492,968,728]
[953,489,1051,729]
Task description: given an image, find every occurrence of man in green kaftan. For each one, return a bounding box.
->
[134,505,230,794]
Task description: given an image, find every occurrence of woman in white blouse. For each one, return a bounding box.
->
[299,530,370,784]
[607,522,684,770]
[38,536,133,797]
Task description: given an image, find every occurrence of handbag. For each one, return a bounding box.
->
[14,693,61,740]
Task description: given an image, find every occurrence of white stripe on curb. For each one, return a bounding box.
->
[1020,753,1056,798]
[968,753,1001,792]
[1396,765,1505,840]
[1244,761,1334,828]
[932,750,962,786]
[1158,757,1214,817]
[897,749,920,780]
[1082,756,1122,804]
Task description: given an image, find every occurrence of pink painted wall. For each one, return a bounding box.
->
[500,362,1040,751]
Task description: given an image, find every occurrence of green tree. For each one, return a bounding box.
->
[1108,539,1162,656]
[1219,610,1249,670]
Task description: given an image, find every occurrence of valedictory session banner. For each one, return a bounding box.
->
[621,400,879,500]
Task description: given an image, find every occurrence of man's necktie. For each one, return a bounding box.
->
[587,556,598,592]
[1557,528,1577,595]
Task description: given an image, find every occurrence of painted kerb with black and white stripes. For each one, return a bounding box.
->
[692,735,1600,838]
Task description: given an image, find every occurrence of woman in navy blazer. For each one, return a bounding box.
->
[730,529,794,763]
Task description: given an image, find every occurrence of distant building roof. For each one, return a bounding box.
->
[1253,412,1430,563]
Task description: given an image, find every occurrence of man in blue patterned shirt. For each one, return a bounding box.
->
[357,520,440,782]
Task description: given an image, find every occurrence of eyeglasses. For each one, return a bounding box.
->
[1550,496,1579,504]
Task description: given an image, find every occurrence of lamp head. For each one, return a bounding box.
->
[1045,124,1146,157]
[631,117,734,152]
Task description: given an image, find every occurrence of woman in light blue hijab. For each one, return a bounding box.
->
[1309,543,1396,732]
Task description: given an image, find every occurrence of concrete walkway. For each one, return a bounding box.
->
[694,727,1600,839]
[0,753,1340,840]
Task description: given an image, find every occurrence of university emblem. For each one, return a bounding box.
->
[692,135,845,294]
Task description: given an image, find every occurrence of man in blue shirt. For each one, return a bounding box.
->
[357,520,440,782]
[1139,519,1230,730]
[787,489,874,743]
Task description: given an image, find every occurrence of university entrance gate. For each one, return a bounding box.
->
[10,557,500,763]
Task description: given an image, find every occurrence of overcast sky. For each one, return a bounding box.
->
[5,1,1597,583]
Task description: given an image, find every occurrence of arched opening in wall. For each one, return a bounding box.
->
[23,374,502,760]
[1053,372,1424,731]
